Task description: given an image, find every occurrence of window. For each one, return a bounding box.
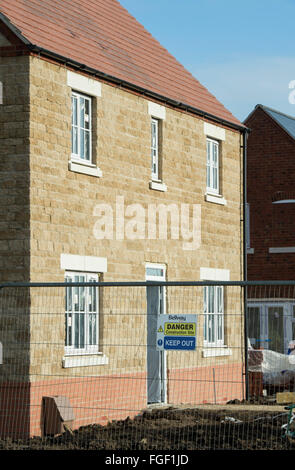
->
[148,102,167,191]
[203,285,224,347]
[151,118,160,181]
[71,92,92,163]
[247,305,262,348]
[206,138,219,194]
[65,272,99,355]
[146,266,165,279]
[146,263,166,314]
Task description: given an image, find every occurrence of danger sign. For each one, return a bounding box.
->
[156,314,197,351]
[164,322,196,336]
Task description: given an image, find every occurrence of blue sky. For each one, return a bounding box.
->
[119,0,295,122]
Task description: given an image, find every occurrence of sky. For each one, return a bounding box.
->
[119,0,295,122]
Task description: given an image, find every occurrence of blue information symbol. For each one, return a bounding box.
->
[157,339,163,347]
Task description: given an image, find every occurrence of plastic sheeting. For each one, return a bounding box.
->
[248,348,295,386]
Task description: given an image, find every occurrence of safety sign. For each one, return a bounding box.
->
[156,314,197,351]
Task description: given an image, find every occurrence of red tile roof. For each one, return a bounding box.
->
[0,0,243,128]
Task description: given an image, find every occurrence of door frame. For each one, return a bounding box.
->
[146,262,167,404]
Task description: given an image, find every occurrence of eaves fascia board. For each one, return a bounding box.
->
[0,12,247,133]
[0,12,32,45]
[29,44,248,133]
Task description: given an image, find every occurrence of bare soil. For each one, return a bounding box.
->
[1,400,295,450]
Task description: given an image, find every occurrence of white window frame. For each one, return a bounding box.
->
[151,118,160,181]
[71,91,92,164]
[145,263,167,315]
[206,138,219,195]
[145,263,166,282]
[65,272,99,356]
[203,285,224,348]
[248,301,295,354]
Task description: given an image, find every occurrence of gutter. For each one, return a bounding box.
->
[0,9,250,133]
[0,10,249,132]
[25,43,248,133]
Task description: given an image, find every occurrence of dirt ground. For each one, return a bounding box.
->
[1,400,295,450]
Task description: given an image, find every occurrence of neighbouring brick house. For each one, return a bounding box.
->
[245,104,295,355]
[0,0,246,438]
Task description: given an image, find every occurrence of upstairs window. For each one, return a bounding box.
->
[71,92,92,163]
[151,117,160,181]
[206,138,219,194]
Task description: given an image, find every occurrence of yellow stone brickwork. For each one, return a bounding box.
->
[0,55,30,282]
[1,54,244,382]
[29,56,243,281]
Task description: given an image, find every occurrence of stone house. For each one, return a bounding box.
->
[0,0,247,437]
[245,104,295,355]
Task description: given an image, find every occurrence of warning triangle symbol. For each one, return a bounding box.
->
[158,326,163,333]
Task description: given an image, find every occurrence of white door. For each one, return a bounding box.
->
[146,264,166,404]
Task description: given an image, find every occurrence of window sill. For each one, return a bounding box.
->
[62,353,108,368]
[205,193,227,206]
[149,180,167,192]
[202,347,232,358]
[69,160,103,178]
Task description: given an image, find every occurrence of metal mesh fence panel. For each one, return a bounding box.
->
[0,282,294,450]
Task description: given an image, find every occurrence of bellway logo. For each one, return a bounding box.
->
[93,196,201,250]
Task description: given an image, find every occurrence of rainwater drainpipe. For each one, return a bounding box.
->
[243,127,250,400]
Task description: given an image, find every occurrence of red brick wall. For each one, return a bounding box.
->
[0,365,245,439]
[246,107,295,280]
[0,382,30,438]
[0,374,147,439]
[168,363,245,404]
[29,373,147,437]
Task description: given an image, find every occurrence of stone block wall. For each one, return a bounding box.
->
[0,52,245,437]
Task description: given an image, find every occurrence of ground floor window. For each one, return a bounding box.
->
[248,301,295,354]
[203,285,224,347]
[65,272,99,354]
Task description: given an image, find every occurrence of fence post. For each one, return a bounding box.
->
[244,284,249,400]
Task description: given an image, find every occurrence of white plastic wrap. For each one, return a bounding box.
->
[248,348,295,387]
